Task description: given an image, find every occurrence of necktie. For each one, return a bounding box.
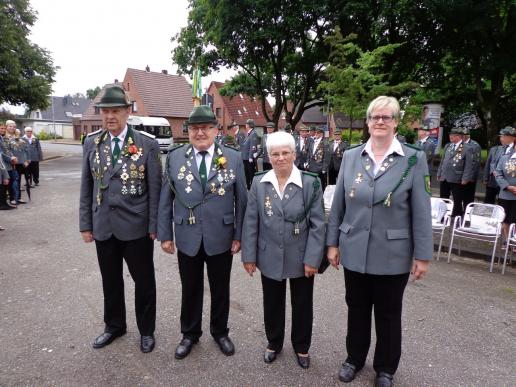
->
[199,151,207,190]
[112,137,121,163]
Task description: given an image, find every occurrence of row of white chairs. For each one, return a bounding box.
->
[431,198,513,274]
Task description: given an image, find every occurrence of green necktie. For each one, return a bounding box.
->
[199,151,207,190]
[112,137,121,163]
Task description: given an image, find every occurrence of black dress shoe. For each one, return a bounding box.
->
[296,354,310,369]
[338,362,360,383]
[375,372,393,387]
[175,338,197,359]
[92,331,126,349]
[215,336,235,356]
[140,335,155,353]
[264,349,278,364]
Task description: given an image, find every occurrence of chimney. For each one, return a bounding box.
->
[162,69,168,75]
[114,79,119,83]
[145,65,150,72]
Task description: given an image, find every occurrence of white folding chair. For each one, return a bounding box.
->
[323,185,336,216]
[447,202,505,272]
[501,223,516,275]
[431,197,453,260]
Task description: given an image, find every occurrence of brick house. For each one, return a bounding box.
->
[77,68,193,140]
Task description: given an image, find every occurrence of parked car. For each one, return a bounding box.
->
[127,116,172,152]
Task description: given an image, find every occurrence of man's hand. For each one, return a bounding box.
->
[438,177,444,182]
[327,246,340,269]
[243,262,256,276]
[10,156,18,164]
[461,180,468,185]
[161,240,176,254]
[81,231,94,243]
[411,259,430,281]
[508,186,516,194]
[304,264,317,277]
[149,233,157,240]
[231,240,241,254]
[2,179,9,185]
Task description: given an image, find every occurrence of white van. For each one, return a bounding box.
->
[127,116,173,153]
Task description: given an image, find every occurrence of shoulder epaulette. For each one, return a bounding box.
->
[403,143,423,151]
[223,145,239,152]
[87,129,102,137]
[254,171,267,176]
[167,144,185,153]
[302,171,319,178]
[344,143,363,151]
[139,130,155,139]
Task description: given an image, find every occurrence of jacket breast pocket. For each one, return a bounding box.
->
[386,229,409,240]
[339,223,352,234]
[223,214,234,225]
[173,215,184,225]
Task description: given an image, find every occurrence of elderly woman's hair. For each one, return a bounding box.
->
[266,131,296,154]
[366,96,400,120]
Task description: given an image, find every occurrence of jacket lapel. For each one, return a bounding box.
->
[374,153,400,180]
[207,144,221,184]
[360,153,374,180]
[281,182,300,207]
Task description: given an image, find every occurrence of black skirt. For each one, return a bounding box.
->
[498,198,516,224]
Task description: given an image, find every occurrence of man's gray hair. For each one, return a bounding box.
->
[266,131,296,154]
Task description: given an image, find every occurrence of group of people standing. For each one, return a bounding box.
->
[0,120,43,231]
[80,87,432,387]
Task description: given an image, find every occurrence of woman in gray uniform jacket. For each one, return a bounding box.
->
[326,96,433,387]
[241,131,326,370]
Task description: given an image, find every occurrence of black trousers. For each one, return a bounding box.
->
[95,235,156,336]
[27,161,40,184]
[463,181,477,207]
[243,160,257,189]
[484,186,499,204]
[439,180,451,199]
[0,183,8,206]
[441,181,467,217]
[317,171,328,192]
[261,274,314,354]
[344,269,409,375]
[177,244,233,340]
[15,164,29,190]
[329,165,339,185]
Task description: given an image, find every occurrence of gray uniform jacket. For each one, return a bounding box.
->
[0,152,9,180]
[260,133,271,164]
[494,154,516,200]
[5,137,29,165]
[415,137,436,170]
[484,145,511,188]
[234,130,246,150]
[326,143,433,275]
[0,136,13,171]
[241,170,326,280]
[240,130,260,161]
[465,139,481,180]
[79,128,162,241]
[157,143,248,257]
[331,140,348,172]
[307,138,330,174]
[437,142,475,183]
[23,136,43,161]
[295,136,312,169]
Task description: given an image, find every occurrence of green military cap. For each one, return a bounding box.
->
[450,127,464,135]
[419,125,430,131]
[461,127,470,135]
[186,105,217,125]
[266,121,275,128]
[246,119,255,128]
[95,86,131,107]
[309,125,317,131]
[299,125,308,131]
[334,129,342,134]
[499,126,516,136]
[316,126,324,133]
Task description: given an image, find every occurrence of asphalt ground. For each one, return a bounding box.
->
[0,144,514,386]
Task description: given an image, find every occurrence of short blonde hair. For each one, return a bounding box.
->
[366,96,400,120]
[5,119,15,126]
[266,131,296,154]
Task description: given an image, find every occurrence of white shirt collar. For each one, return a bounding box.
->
[193,143,215,158]
[363,137,404,175]
[109,126,128,143]
[260,165,303,199]
[419,136,429,143]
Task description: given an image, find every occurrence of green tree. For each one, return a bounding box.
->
[86,86,101,100]
[0,0,56,110]
[172,0,342,127]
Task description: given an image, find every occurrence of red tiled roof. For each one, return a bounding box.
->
[127,68,193,118]
[211,82,272,126]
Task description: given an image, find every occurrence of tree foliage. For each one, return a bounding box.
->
[86,86,101,100]
[0,0,56,110]
[172,0,343,127]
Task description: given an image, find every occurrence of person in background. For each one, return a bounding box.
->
[0,122,17,209]
[260,122,276,171]
[4,122,28,205]
[240,118,260,189]
[484,127,515,204]
[0,150,13,212]
[295,126,312,171]
[306,127,330,192]
[326,96,432,387]
[329,129,348,185]
[415,126,436,174]
[242,131,325,369]
[22,127,43,186]
[462,127,481,207]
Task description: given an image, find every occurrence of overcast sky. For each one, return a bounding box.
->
[5,0,235,113]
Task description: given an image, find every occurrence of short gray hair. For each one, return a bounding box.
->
[24,126,33,132]
[366,96,400,120]
[266,131,295,154]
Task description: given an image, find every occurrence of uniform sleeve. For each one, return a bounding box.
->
[436,145,446,178]
[484,149,494,183]
[326,151,347,246]
[241,178,259,263]
[323,141,331,172]
[461,147,475,183]
[303,178,326,268]
[411,151,433,260]
[79,138,94,232]
[146,139,162,234]
[494,155,510,191]
[233,151,248,241]
[37,139,43,161]
[157,153,175,242]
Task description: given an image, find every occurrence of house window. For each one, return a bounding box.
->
[35,111,40,119]
[215,107,221,117]
[243,107,247,112]
[239,93,244,99]
[127,82,130,91]
[255,111,260,116]
[132,101,138,113]
[237,109,242,115]
[94,107,100,115]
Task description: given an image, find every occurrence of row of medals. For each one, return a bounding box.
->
[505,159,516,178]
[349,156,393,198]
[264,188,301,234]
[451,143,463,167]
[177,158,235,195]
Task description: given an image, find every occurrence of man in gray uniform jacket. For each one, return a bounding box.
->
[295,125,312,170]
[22,127,43,186]
[437,127,475,216]
[240,118,260,188]
[307,127,330,191]
[79,86,162,353]
[158,105,247,360]
[484,127,515,203]
[415,126,436,172]
[462,127,481,207]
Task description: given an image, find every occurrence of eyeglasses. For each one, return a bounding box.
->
[368,115,395,123]
[188,127,214,133]
[270,151,294,159]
